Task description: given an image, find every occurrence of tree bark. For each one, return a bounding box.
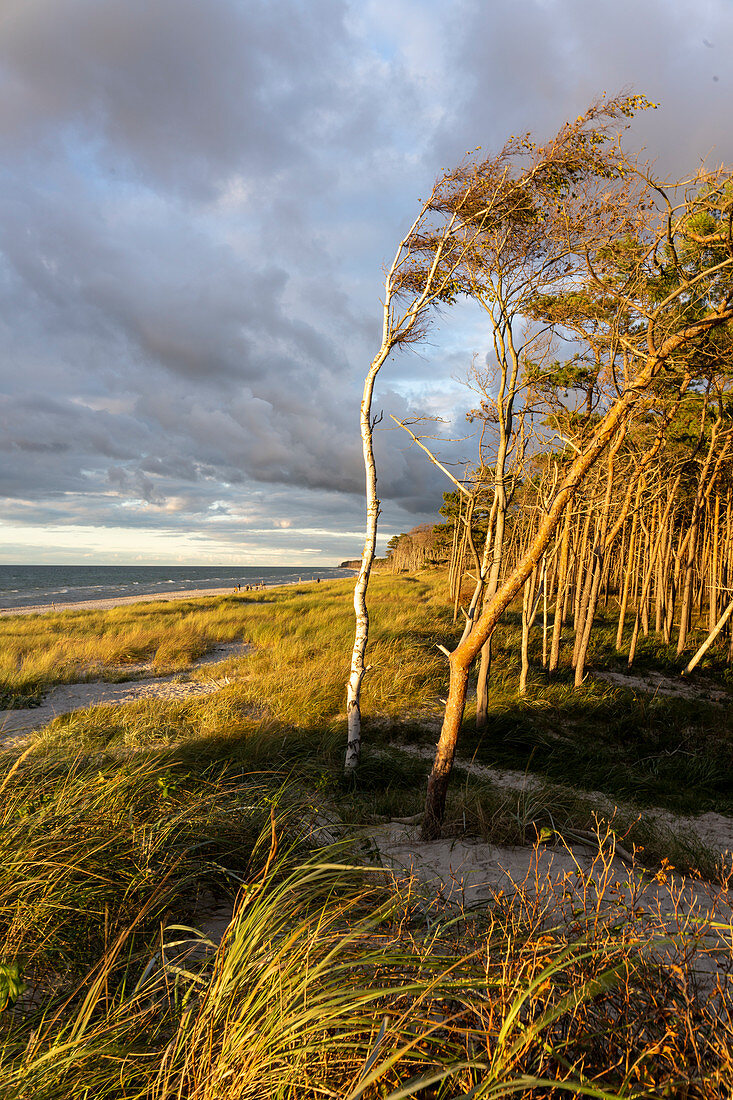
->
[345,349,389,775]
[548,507,572,673]
[615,492,640,649]
[683,596,733,675]
[628,475,681,666]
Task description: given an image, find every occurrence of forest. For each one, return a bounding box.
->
[346,94,733,837]
[387,385,733,692]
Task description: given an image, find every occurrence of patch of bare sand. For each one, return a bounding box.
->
[650,809,733,858]
[373,825,733,996]
[370,822,723,907]
[189,813,733,999]
[595,667,730,702]
[387,742,733,865]
[0,641,249,742]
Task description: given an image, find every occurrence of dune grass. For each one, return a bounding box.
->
[0,600,247,707]
[0,574,732,1095]
[16,573,733,858]
[1,787,731,1098]
[0,576,450,712]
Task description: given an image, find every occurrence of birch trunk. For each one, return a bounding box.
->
[710,492,720,631]
[345,349,389,776]
[345,192,464,776]
[473,319,525,728]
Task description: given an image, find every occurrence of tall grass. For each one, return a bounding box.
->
[0,748,293,987]
[13,574,732,854]
[2,808,731,1097]
[0,577,451,715]
[1,575,732,1094]
[0,601,246,706]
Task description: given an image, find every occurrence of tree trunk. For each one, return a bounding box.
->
[346,193,465,776]
[682,596,733,676]
[615,497,639,649]
[519,571,534,695]
[423,662,470,834]
[573,503,594,633]
[475,636,492,730]
[573,440,625,683]
[709,492,720,631]
[542,562,549,668]
[423,369,645,837]
[548,508,572,673]
[640,515,651,636]
[628,476,681,666]
[345,351,388,775]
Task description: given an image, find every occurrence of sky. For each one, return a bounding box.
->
[0,0,732,565]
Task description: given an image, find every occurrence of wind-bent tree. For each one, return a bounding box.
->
[421,160,733,837]
[345,182,484,774]
[346,94,651,776]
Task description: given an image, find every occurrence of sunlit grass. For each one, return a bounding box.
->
[1,807,731,1098]
[0,601,246,706]
[0,574,732,1094]
[0,576,450,713]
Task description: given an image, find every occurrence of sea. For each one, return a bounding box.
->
[0,565,356,611]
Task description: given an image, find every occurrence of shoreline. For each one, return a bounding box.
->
[0,583,305,618]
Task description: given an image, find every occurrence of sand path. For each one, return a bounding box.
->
[594,667,731,702]
[0,641,249,742]
[368,820,731,912]
[290,807,733,996]
[383,742,733,880]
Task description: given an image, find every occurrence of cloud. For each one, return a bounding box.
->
[433,0,733,174]
[0,0,369,196]
[0,0,732,561]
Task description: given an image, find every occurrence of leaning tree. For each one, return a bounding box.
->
[420,160,733,836]
[346,94,654,776]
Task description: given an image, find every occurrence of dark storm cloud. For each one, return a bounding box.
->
[1,0,732,559]
[0,0,453,547]
[0,393,150,495]
[0,0,368,196]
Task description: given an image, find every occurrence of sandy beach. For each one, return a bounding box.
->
[0,586,244,617]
